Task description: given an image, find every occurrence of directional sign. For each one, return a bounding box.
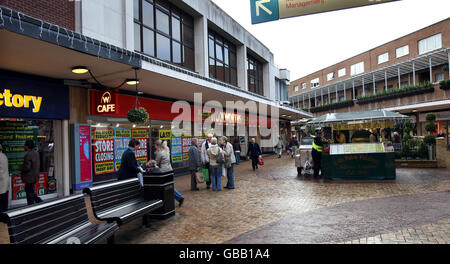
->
[251,0,400,24]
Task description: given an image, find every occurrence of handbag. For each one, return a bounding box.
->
[216,152,225,165]
[201,167,209,182]
[196,171,205,183]
[258,156,264,166]
[224,154,232,168]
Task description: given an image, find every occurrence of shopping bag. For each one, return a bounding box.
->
[222,166,226,177]
[196,171,205,183]
[258,156,264,166]
[201,167,209,182]
[137,172,144,187]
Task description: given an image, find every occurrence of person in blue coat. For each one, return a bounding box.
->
[247,138,261,171]
[118,139,144,181]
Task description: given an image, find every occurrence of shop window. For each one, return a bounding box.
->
[436,73,445,82]
[0,120,57,204]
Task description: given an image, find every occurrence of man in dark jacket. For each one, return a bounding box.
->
[233,139,241,165]
[312,128,325,179]
[188,138,201,191]
[20,140,42,205]
[247,138,261,171]
[118,139,144,181]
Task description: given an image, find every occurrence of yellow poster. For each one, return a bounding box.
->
[159,129,171,140]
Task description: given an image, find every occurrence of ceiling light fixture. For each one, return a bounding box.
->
[72,66,89,74]
[126,79,140,85]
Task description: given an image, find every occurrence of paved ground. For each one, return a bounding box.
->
[113,154,450,244]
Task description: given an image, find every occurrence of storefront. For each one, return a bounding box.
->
[0,70,70,207]
[87,89,277,182]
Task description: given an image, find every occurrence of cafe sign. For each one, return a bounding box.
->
[93,90,117,115]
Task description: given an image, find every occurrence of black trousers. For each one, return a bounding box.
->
[251,157,259,171]
[25,183,42,205]
[190,170,198,190]
[204,163,211,187]
[0,191,8,213]
[312,150,322,178]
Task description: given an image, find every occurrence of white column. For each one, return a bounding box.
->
[448,50,450,77]
[385,71,388,91]
[321,89,323,104]
[308,93,311,109]
[344,82,346,100]
[362,78,365,96]
[412,61,416,85]
[194,16,209,77]
[398,67,401,88]
[237,45,248,90]
[335,85,338,102]
[328,87,331,103]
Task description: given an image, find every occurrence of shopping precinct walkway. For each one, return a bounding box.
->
[113,155,450,244]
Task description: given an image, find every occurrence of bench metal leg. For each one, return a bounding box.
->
[107,235,115,244]
[143,215,151,228]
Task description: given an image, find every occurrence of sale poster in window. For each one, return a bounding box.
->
[182,137,192,161]
[93,128,115,175]
[132,129,148,164]
[171,136,183,163]
[114,128,132,171]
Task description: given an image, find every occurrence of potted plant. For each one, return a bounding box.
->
[127,107,149,124]
[424,113,437,160]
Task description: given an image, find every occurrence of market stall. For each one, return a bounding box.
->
[307,110,410,180]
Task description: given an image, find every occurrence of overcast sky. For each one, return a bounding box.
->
[210,0,450,81]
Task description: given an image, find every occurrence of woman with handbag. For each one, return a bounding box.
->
[220,137,236,189]
[207,137,224,191]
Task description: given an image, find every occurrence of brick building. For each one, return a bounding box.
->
[289,18,450,150]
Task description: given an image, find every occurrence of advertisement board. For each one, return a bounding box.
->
[11,173,48,201]
[132,129,149,164]
[171,136,183,163]
[182,137,192,161]
[114,128,132,171]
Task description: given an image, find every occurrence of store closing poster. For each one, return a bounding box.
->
[114,128,132,171]
[132,129,148,165]
[93,128,115,175]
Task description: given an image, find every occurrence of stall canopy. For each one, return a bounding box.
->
[308,110,410,125]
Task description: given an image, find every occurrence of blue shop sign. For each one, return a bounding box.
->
[0,70,70,120]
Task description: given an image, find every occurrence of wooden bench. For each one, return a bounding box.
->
[0,194,118,244]
[83,178,163,228]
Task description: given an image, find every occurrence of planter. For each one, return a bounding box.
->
[440,79,450,90]
[310,100,354,113]
[357,85,434,105]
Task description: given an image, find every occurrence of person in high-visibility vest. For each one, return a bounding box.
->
[312,128,325,179]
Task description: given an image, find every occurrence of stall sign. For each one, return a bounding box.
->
[93,128,115,175]
[132,129,148,164]
[0,121,38,174]
[159,130,171,140]
[114,128,132,171]
[12,173,48,200]
[0,70,70,119]
[182,137,192,161]
[171,136,183,163]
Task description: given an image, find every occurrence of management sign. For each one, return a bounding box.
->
[251,0,400,24]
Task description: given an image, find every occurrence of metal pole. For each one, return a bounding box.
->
[352,80,355,100]
[362,78,365,96]
[315,91,317,106]
[412,61,416,85]
[321,89,323,105]
[448,50,450,77]
[328,87,330,104]
[398,67,401,88]
[429,56,433,83]
[385,71,388,91]
[335,85,338,102]
[373,73,376,94]
[344,82,346,100]
[308,93,311,109]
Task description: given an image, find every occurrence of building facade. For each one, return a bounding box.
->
[289,18,450,150]
[0,0,310,205]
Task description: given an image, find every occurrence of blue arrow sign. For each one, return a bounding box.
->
[250,0,279,24]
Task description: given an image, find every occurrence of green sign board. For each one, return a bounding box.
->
[251,0,400,24]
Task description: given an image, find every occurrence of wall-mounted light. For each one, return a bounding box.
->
[72,66,89,74]
[116,124,120,128]
[126,79,140,85]
[412,110,418,113]
[132,124,136,128]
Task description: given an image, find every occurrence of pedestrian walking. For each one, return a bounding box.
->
[312,128,325,179]
[200,134,213,189]
[207,137,224,191]
[0,144,10,212]
[247,138,261,171]
[275,137,284,158]
[154,140,184,206]
[118,139,145,181]
[20,140,42,205]
[233,139,241,165]
[188,138,201,191]
[221,137,236,189]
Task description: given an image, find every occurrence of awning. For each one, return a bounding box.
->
[308,110,410,125]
